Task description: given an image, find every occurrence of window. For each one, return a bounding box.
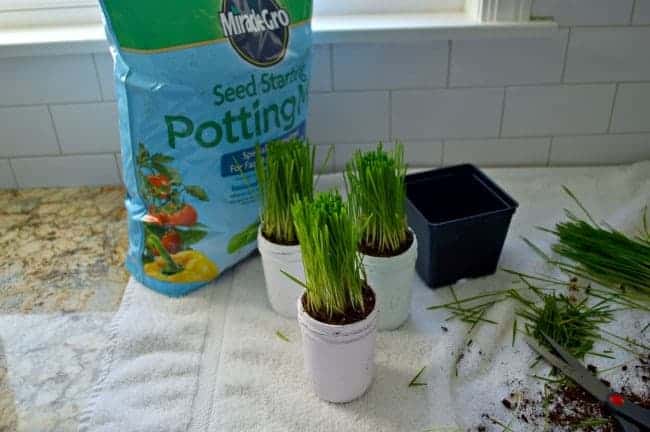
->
[0,0,95,8]
[0,0,101,29]
[0,0,540,46]
[0,0,531,27]
[314,0,465,17]
[313,0,532,22]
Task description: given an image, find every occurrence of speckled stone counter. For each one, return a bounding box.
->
[0,186,129,431]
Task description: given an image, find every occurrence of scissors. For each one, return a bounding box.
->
[526,332,650,432]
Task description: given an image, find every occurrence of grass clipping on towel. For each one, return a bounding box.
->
[429,278,615,362]
[508,279,614,360]
[541,186,650,301]
[429,186,650,361]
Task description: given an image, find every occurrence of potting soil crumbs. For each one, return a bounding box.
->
[424,171,650,432]
[489,355,650,432]
[427,260,649,432]
[444,304,650,432]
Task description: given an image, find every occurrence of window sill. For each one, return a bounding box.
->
[0,23,106,58]
[0,12,558,59]
[313,12,558,44]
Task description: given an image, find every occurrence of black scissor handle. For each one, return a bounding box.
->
[616,415,641,432]
[607,393,650,431]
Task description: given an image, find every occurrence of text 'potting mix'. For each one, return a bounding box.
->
[99,0,313,296]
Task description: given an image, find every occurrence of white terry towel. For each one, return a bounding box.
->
[79,273,234,432]
[80,162,650,432]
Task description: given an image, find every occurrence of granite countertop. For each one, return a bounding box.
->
[0,186,129,431]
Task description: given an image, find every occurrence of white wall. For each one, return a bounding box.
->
[1,0,650,188]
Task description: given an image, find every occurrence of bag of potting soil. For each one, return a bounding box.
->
[99,0,313,296]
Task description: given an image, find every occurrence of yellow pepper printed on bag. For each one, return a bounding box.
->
[145,250,219,283]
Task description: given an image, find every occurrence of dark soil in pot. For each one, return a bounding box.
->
[359,230,414,258]
[303,284,376,326]
[261,228,299,246]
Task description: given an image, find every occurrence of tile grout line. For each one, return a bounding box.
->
[46,104,64,155]
[316,79,647,93]
[447,80,650,89]
[445,40,452,88]
[0,100,111,109]
[310,130,650,148]
[9,152,120,161]
[1,79,650,109]
[91,54,105,102]
[606,83,620,133]
[559,27,571,83]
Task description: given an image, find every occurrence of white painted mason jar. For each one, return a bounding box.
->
[361,231,417,330]
[258,228,305,318]
[296,293,378,403]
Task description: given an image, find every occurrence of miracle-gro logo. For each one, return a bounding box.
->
[220,0,291,67]
[220,8,290,37]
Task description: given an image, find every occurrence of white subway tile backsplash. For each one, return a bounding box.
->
[403,140,443,167]
[531,0,634,25]
[0,159,16,189]
[310,45,332,92]
[334,143,376,170]
[0,106,59,158]
[502,85,615,137]
[392,88,503,140]
[610,83,650,133]
[11,154,120,188]
[550,134,650,165]
[332,43,448,90]
[308,91,389,143]
[332,141,442,170]
[0,55,101,106]
[5,17,650,188]
[634,0,650,24]
[94,53,116,101]
[51,102,120,154]
[450,33,567,87]
[444,138,551,166]
[565,28,650,83]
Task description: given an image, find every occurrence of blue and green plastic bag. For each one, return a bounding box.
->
[99,0,313,296]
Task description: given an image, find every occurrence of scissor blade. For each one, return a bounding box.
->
[538,332,612,401]
[540,331,588,372]
[525,337,610,401]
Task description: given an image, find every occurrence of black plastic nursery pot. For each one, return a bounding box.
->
[406,164,518,289]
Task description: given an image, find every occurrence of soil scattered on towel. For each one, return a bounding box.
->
[480,354,650,431]
[546,383,650,431]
